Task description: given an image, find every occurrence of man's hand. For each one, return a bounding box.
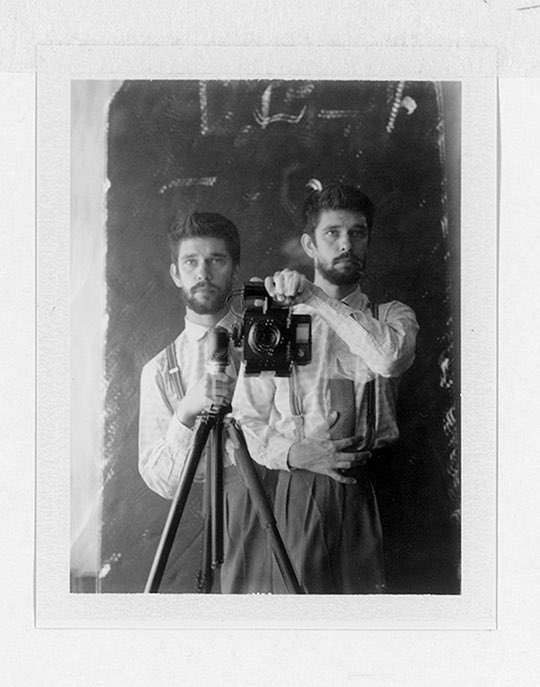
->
[263,268,323,305]
[287,413,371,484]
[175,371,235,428]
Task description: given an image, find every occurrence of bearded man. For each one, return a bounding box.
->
[138,211,273,593]
[233,183,419,593]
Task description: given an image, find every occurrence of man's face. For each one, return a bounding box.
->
[302,209,370,286]
[170,237,237,315]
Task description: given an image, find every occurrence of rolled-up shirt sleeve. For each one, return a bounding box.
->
[305,290,419,378]
[138,359,194,499]
[232,368,296,472]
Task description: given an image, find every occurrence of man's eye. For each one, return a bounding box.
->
[211,258,225,265]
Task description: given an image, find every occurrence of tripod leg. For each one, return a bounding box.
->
[144,415,214,593]
[197,452,214,593]
[210,416,224,569]
[227,419,304,594]
[197,414,227,592]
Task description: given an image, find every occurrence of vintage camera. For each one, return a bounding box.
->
[232,281,311,376]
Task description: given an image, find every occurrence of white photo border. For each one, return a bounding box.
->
[36,45,497,629]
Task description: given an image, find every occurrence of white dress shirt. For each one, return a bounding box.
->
[232,286,419,471]
[138,311,239,498]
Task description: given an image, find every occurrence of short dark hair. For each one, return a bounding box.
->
[168,212,241,265]
[302,183,375,236]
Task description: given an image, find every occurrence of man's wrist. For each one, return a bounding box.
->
[297,282,327,306]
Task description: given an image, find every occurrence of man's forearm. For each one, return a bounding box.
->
[139,413,195,499]
[303,289,418,377]
[234,415,296,471]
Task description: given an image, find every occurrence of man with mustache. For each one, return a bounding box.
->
[138,212,272,593]
[233,183,419,593]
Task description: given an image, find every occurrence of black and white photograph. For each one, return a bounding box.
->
[1,2,537,682]
[35,45,496,630]
[70,77,460,597]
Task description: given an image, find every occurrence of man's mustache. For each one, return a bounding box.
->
[191,281,217,294]
[333,253,362,267]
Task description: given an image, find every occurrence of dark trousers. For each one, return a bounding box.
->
[219,464,275,594]
[271,467,385,594]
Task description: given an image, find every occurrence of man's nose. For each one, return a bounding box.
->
[339,234,351,252]
[196,261,210,281]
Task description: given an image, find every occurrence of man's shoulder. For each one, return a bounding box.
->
[377,299,417,324]
[141,332,185,377]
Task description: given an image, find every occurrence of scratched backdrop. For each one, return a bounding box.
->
[101,80,461,594]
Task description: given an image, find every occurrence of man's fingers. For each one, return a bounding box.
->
[209,384,233,400]
[272,271,286,301]
[212,378,234,391]
[333,434,366,450]
[335,452,369,469]
[212,392,230,401]
[336,450,371,462]
[263,269,307,302]
[282,272,294,297]
[283,271,302,297]
[327,469,357,485]
[264,275,275,297]
[212,371,233,382]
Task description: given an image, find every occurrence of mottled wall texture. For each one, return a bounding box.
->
[70,80,123,589]
[100,80,460,594]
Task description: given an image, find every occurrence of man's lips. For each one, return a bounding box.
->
[333,256,361,267]
[192,284,217,294]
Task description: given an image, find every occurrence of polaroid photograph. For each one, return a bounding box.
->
[36,46,497,628]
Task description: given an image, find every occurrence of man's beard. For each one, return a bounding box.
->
[316,253,365,286]
[181,281,230,315]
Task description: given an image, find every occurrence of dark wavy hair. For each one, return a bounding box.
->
[302,183,375,237]
[168,212,241,266]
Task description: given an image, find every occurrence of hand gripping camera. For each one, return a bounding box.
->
[232,281,312,376]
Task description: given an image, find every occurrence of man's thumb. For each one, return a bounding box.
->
[328,410,340,429]
[311,411,340,437]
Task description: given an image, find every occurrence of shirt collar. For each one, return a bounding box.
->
[183,310,238,342]
[340,286,370,311]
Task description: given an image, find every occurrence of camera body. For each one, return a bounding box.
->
[233,282,311,376]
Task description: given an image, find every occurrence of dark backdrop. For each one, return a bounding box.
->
[101,80,460,594]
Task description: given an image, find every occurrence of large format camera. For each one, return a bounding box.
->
[232,281,312,376]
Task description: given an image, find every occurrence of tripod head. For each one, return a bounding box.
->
[206,325,230,373]
[204,325,233,417]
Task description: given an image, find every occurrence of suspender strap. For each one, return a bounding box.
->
[166,342,184,399]
[365,303,379,446]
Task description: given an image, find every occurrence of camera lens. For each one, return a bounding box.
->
[248,319,281,355]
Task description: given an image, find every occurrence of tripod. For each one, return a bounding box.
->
[144,404,304,594]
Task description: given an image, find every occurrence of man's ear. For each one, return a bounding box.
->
[170,263,181,288]
[301,233,316,259]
